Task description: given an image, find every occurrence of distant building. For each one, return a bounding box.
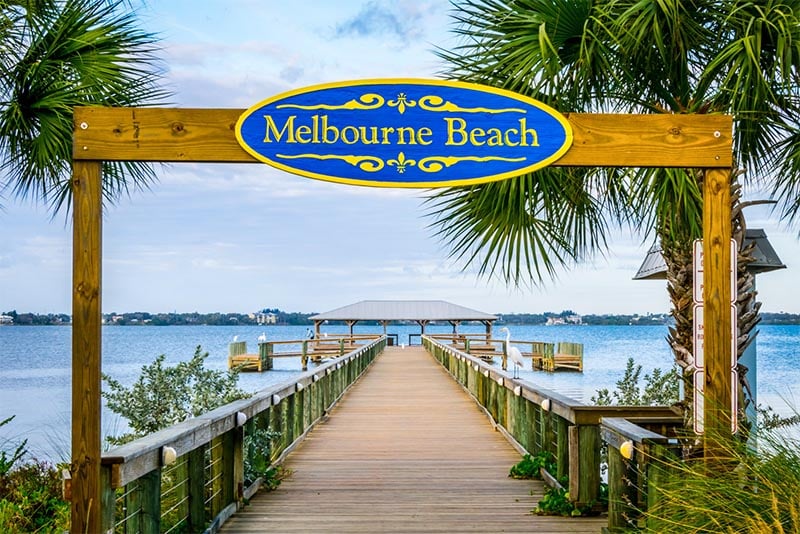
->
[0,315,13,325]
[256,312,278,325]
[546,314,583,326]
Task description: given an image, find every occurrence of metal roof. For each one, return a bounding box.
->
[634,229,786,280]
[310,300,497,322]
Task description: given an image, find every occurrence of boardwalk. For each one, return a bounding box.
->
[222,346,606,533]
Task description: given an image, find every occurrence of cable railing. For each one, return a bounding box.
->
[100,336,387,532]
[422,335,681,514]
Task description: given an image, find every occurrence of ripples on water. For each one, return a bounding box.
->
[1,323,798,460]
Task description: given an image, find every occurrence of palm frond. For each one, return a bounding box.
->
[0,0,169,213]
[424,168,612,287]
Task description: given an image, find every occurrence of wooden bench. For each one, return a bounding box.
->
[228,341,273,372]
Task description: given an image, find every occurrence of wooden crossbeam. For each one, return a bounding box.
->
[73,108,733,168]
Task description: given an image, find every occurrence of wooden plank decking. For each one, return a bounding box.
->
[222,346,606,533]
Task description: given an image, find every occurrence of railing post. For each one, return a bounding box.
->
[294,388,305,441]
[569,424,600,507]
[645,443,671,530]
[607,443,633,530]
[556,419,569,481]
[100,464,115,532]
[140,469,161,534]
[222,429,236,506]
[187,446,206,532]
[540,407,552,456]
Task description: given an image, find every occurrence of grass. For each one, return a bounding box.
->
[643,427,800,533]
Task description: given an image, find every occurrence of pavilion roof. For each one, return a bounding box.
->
[310,300,497,323]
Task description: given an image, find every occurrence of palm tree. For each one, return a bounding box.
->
[426,0,800,437]
[0,0,167,213]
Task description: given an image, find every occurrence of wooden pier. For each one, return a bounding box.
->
[221,346,605,533]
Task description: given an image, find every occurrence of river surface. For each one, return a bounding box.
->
[1,324,798,460]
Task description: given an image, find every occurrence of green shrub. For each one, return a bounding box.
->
[509,451,556,479]
[0,459,69,533]
[592,357,679,406]
[102,345,249,444]
[244,426,282,485]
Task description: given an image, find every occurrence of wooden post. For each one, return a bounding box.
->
[556,419,569,480]
[703,168,733,457]
[187,447,206,531]
[71,160,103,534]
[140,469,161,534]
[99,465,115,532]
[607,445,632,530]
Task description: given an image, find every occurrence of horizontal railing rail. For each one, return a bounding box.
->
[101,336,387,533]
[422,335,678,510]
[229,334,382,372]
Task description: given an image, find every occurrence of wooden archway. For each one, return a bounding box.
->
[70,108,733,533]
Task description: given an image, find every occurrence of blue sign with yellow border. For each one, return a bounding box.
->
[236,79,572,188]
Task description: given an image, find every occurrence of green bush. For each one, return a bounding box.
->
[509,452,556,479]
[592,357,679,406]
[0,458,69,533]
[102,345,249,444]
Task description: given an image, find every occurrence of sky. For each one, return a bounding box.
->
[1,0,799,316]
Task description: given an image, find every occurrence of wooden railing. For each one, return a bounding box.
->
[601,416,684,530]
[427,334,582,372]
[229,335,382,372]
[100,336,386,532]
[422,336,678,510]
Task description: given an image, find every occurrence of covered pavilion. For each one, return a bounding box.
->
[310,299,497,338]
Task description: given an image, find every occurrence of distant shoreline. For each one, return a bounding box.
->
[3,310,800,326]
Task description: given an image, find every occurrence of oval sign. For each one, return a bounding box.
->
[236,79,573,188]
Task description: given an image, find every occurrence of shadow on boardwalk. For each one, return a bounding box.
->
[222,346,606,533]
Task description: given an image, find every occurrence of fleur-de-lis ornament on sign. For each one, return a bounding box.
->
[387,152,417,173]
[388,93,417,114]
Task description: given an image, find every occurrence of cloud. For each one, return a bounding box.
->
[334,1,419,42]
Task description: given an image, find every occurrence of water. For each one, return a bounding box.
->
[1,324,798,461]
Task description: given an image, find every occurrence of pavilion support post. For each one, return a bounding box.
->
[314,320,321,337]
[417,320,429,336]
[71,160,103,534]
[702,167,733,460]
[449,320,460,334]
[346,320,357,338]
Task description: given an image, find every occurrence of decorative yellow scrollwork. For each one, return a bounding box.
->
[418,95,525,114]
[276,93,385,111]
[386,152,417,173]
[387,93,417,114]
[418,155,526,173]
[276,154,384,172]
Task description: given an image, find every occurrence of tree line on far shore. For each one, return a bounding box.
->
[4,309,800,326]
